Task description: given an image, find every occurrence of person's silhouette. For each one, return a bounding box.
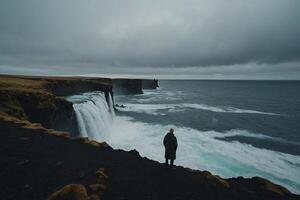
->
[163,128,177,169]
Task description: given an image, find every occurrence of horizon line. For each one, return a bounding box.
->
[1,73,300,81]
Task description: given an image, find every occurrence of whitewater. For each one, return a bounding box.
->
[66,80,300,194]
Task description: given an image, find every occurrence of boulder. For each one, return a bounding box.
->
[95,168,108,184]
[200,171,230,188]
[47,184,88,200]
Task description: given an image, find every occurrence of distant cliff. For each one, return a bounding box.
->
[46,77,112,96]
[142,79,159,89]
[112,79,143,95]
[112,78,159,95]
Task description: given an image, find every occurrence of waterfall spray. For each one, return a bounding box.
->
[108,93,115,117]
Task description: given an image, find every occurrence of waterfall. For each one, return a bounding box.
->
[66,91,115,141]
[108,93,115,117]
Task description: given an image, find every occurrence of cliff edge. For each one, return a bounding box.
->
[0,116,298,200]
[0,75,112,134]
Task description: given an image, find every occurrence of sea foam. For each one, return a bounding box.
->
[108,116,300,194]
[117,103,280,116]
[182,103,280,115]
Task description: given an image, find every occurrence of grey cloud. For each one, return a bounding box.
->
[0,0,300,77]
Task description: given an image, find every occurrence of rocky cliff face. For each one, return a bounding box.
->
[142,79,159,89]
[0,75,113,135]
[112,78,159,95]
[45,78,112,96]
[0,75,156,135]
[0,89,77,134]
[112,79,143,95]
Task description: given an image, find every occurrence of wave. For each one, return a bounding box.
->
[116,103,176,115]
[129,90,184,103]
[182,103,280,115]
[211,129,277,139]
[108,116,300,194]
[115,103,296,146]
[116,103,280,116]
[212,129,300,146]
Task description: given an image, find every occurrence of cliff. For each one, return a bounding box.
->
[142,79,159,89]
[0,75,112,135]
[0,75,299,200]
[112,78,159,95]
[112,79,143,95]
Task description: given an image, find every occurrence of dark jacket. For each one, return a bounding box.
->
[163,132,178,159]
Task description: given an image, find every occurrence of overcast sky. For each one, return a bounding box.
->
[0,0,300,79]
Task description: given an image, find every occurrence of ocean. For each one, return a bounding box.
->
[67,80,300,194]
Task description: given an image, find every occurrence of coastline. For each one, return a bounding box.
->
[0,74,299,200]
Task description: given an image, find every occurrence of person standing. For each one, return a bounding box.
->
[163,128,178,169]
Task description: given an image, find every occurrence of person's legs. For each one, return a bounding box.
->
[165,158,169,168]
[170,159,174,167]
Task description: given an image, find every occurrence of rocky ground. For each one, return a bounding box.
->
[0,116,299,200]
